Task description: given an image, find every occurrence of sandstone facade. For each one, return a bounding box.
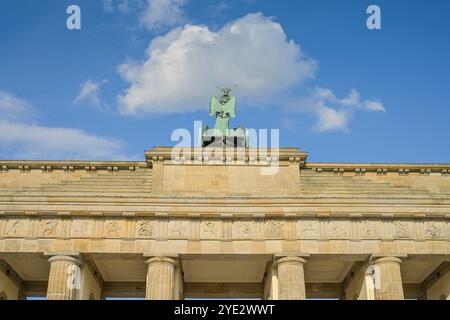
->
[0,147,449,300]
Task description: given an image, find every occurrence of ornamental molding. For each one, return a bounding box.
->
[0,215,448,242]
[145,147,308,166]
[305,162,450,174]
[0,160,147,172]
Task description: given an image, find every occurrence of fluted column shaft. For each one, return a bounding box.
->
[371,256,404,300]
[275,256,307,300]
[47,255,81,300]
[145,257,178,300]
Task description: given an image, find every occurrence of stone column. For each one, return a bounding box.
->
[275,256,307,300]
[370,256,404,300]
[145,256,178,300]
[47,255,82,300]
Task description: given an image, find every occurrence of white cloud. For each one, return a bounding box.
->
[313,103,349,132]
[139,0,187,30]
[102,0,187,27]
[74,79,108,111]
[288,87,385,132]
[318,87,386,112]
[118,12,317,115]
[0,121,127,160]
[363,99,385,112]
[0,91,34,121]
[0,91,129,160]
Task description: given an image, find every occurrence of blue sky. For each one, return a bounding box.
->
[0,0,449,163]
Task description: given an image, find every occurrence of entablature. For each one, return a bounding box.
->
[0,160,147,173]
[145,147,308,166]
[305,162,450,175]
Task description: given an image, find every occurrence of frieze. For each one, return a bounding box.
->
[200,220,219,239]
[392,220,412,239]
[168,220,187,238]
[328,219,349,239]
[424,221,445,239]
[0,216,448,242]
[136,220,154,238]
[71,219,91,238]
[360,219,379,239]
[297,219,319,239]
[233,220,253,239]
[5,219,27,237]
[265,219,285,239]
[104,220,122,238]
[38,219,58,238]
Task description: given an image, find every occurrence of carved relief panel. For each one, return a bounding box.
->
[265,219,285,239]
[424,220,445,239]
[5,219,27,237]
[38,219,58,238]
[232,220,253,239]
[103,219,123,238]
[392,220,412,239]
[360,219,379,239]
[136,220,154,238]
[200,220,219,239]
[71,219,91,238]
[168,219,187,238]
[328,219,349,239]
[297,219,319,239]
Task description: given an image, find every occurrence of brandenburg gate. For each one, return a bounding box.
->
[0,90,449,300]
[0,146,449,300]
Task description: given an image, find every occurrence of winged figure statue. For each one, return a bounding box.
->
[209,87,236,135]
[201,86,248,147]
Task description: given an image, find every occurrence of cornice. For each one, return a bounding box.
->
[1,194,449,204]
[145,147,308,166]
[305,162,450,174]
[0,160,147,172]
[1,204,449,219]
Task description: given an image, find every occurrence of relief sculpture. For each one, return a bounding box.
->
[71,219,90,237]
[299,220,318,238]
[137,220,153,237]
[104,220,122,238]
[393,220,410,238]
[169,220,186,237]
[235,221,252,239]
[202,221,218,238]
[361,220,378,238]
[5,219,25,237]
[39,220,58,237]
[425,222,441,239]
[329,221,348,238]
[266,219,284,238]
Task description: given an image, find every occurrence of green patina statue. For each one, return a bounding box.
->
[209,87,236,135]
[201,87,248,147]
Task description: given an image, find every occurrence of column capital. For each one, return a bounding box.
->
[47,255,82,266]
[44,251,80,258]
[145,256,178,266]
[274,256,307,266]
[371,255,404,265]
